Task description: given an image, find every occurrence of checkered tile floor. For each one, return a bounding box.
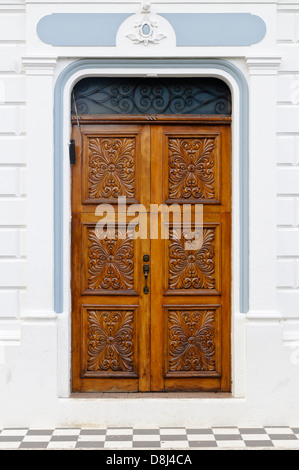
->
[0,427,299,449]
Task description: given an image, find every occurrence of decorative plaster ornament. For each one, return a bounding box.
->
[116,2,175,49]
[127,15,167,46]
[141,1,151,13]
[126,16,167,45]
[126,1,167,46]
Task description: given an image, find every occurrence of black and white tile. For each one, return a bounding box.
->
[0,426,298,449]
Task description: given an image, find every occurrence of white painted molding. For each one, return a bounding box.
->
[247,56,281,316]
[283,331,299,342]
[116,9,175,49]
[277,3,299,12]
[0,330,21,342]
[0,5,25,13]
[282,324,299,344]
[22,57,58,76]
[21,311,57,321]
[246,310,282,322]
[246,55,282,75]
[23,57,56,315]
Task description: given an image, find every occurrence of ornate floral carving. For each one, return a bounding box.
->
[168,228,216,290]
[168,138,216,200]
[86,309,134,372]
[88,228,134,291]
[126,15,167,46]
[168,309,216,372]
[88,137,135,199]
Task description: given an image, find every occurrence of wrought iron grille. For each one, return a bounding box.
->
[71,77,231,115]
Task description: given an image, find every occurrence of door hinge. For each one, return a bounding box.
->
[69,139,76,164]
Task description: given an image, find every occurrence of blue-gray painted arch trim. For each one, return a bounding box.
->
[54,58,249,314]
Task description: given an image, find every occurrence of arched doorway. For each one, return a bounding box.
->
[70,76,232,393]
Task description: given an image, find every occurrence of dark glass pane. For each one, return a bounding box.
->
[72,77,231,115]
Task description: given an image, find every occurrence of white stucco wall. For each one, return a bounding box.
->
[0,0,299,427]
[0,2,26,345]
[276,5,299,343]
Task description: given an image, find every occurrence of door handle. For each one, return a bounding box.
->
[143,263,150,294]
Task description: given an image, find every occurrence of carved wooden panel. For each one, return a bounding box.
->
[82,306,137,377]
[84,136,136,202]
[167,226,219,294]
[165,306,221,377]
[168,137,218,202]
[82,225,136,295]
[72,121,231,393]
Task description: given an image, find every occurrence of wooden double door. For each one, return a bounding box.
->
[71,117,231,393]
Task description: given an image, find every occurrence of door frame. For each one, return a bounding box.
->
[53,58,248,398]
